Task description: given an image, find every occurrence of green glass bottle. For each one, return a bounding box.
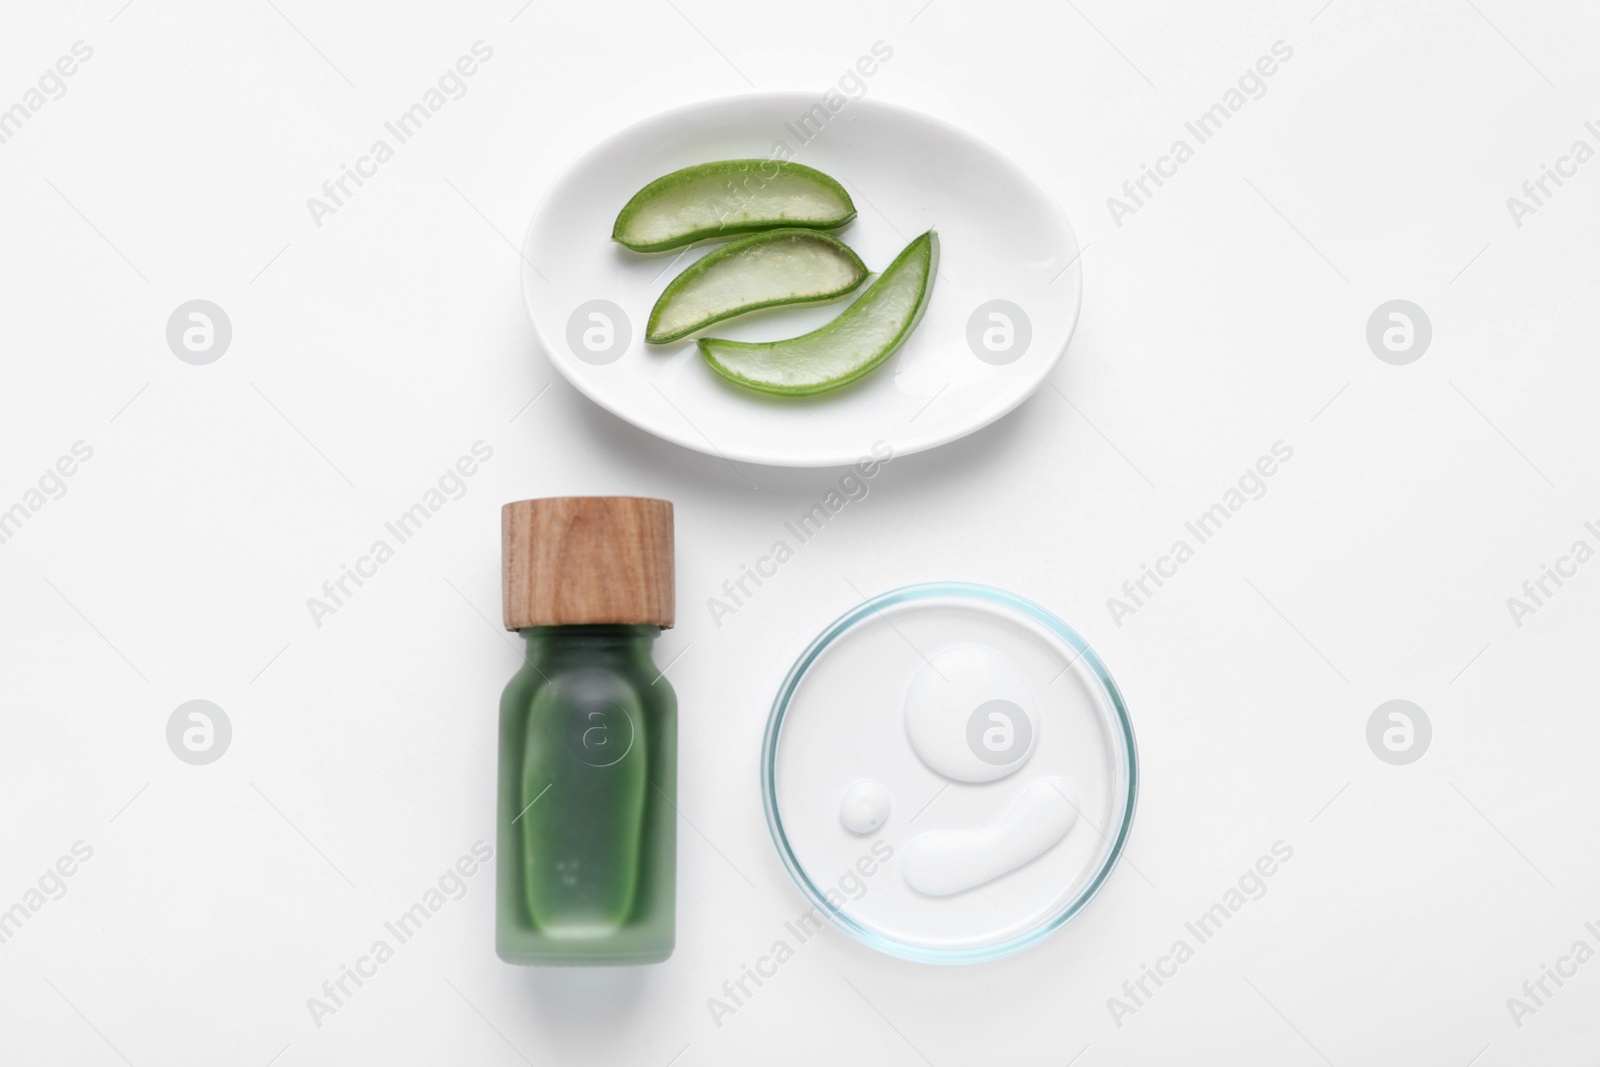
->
[496,497,677,965]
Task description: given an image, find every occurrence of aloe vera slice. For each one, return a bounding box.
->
[699,230,938,396]
[612,160,856,253]
[646,229,867,344]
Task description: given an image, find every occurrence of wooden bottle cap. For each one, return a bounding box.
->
[502,497,674,629]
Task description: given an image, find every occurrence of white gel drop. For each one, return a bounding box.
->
[904,645,1039,783]
[901,776,1080,896]
[839,779,890,834]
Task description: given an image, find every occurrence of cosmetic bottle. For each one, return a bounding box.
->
[497,496,677,965]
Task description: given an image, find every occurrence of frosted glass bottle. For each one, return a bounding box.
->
[496,497,677,965]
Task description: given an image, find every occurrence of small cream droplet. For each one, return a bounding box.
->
[839,779,891,834]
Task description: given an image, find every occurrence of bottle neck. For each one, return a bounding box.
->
[518,624,660,667]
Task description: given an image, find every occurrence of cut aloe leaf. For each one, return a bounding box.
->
[646,229,868,344]
[699,230,938,396]
[612,160,856,253]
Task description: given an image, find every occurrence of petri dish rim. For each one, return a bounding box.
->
[760,581,1140,965]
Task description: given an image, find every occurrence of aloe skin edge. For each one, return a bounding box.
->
[496,497,677,965]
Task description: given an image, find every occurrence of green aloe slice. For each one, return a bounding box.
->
[612,160,856,253]
[646,229,868,344]
[699,230,938,396]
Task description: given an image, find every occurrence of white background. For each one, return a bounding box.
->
[3,0,1599,1064]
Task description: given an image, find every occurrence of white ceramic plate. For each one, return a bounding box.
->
[521,93,1082,468]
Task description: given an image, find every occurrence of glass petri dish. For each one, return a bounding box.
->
[761,582,1138,964]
